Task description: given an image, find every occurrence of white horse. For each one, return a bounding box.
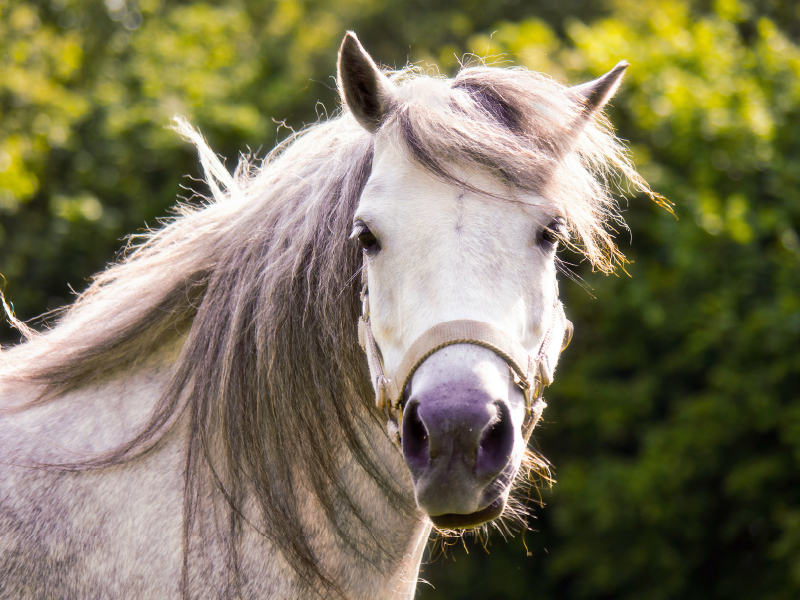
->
[0,32,655,599]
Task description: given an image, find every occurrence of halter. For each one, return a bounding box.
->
[357,270,574,450]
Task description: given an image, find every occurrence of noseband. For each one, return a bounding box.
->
[357,271,573,450]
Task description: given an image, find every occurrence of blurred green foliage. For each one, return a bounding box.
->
[1,0,799,598]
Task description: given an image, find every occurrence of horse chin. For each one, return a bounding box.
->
[428,496,506,530]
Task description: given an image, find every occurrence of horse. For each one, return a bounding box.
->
[0,32,657,599]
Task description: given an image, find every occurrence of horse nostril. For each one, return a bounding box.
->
[476,402,514,477]
[402,400,429,474]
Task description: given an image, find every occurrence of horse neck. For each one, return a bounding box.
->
[183,395,431,599]
[264,404,431,598]
[311,420,432,598]
[261,461,431,598]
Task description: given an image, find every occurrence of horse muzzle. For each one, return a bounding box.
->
[356,276,572,529]
[401,345,525,528]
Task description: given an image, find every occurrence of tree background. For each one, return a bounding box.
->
[2,0,799,598]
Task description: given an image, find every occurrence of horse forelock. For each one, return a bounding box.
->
[0,63,656,597]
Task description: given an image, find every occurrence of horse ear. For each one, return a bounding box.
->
[571,61,629,117]
[338,31,397,133]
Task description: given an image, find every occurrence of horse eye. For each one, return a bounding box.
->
[351,223,380,253]
[540,219,566,249]
[358,230,379,252]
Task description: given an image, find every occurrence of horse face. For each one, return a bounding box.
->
[353,140,564,528]
[339,31,629,530]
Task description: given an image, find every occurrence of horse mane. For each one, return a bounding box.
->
[0,64,657,597]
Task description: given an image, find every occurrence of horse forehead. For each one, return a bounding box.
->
[361,142,535,233]
[361,150,547,310]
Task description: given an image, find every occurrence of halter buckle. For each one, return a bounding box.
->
[361,290,370,320]
[376,375,390,411]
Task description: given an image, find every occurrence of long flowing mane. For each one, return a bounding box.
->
[0,64,656,596]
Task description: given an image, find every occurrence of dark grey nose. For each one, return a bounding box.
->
[401,381,516,516]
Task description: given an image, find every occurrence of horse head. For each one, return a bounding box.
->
[338,32,629,530]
